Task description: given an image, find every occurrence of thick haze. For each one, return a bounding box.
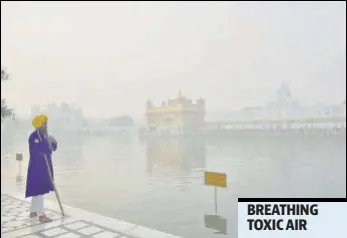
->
[1,1,346,119]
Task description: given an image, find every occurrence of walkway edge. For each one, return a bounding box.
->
[1,186,183,238]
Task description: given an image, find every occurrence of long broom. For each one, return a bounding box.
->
[37,131,65,217]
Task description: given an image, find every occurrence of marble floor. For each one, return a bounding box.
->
[1,188,182,238]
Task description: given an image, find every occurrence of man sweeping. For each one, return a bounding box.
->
[25,114,58,223]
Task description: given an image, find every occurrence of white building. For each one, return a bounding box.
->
[31,103,83,134]
[208,84,346,122]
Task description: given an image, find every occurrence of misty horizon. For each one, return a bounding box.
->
[1,1,346,119]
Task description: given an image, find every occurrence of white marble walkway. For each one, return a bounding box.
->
[1,187,182,238]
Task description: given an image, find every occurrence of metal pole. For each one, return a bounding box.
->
[19,160,22,178]
[18,160,21,176]
[16,153,23,182]
[214,186,218,215]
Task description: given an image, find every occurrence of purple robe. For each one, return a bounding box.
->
[25,130,58,198]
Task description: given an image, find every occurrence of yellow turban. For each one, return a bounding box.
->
[32,115,48,129]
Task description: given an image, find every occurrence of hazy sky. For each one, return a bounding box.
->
[1,1,346,118]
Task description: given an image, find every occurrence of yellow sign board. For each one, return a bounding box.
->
[204,171,227,188]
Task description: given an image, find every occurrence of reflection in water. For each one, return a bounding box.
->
[16,174,24,183]
[145,138,206,175]
[204,214,227,235]
[1,132,346,238]
[144,137,207,192]
[54,134,85,169]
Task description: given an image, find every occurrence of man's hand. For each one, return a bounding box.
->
[47,136,57,152]
[47,136,57,144]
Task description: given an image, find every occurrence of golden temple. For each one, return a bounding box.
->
[145,91,205,133]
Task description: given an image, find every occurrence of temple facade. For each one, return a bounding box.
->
[144,91,205,134]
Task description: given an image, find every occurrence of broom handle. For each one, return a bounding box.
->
[37,131,65,216]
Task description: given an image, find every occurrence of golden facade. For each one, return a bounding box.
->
[145,91,205,132]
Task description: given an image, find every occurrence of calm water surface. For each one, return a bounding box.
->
[1,132,346,238]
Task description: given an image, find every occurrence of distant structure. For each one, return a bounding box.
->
[144,91,205,134]
[276,83,292,106]
[206,83,346,123]
[31,103,83,133]
[81,116,136,136]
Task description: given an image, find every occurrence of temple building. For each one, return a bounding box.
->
[31,103,83,134]
[144,91,205,134]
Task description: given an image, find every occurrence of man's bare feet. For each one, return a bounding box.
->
[39,215,52,223]
[29,212,37,218]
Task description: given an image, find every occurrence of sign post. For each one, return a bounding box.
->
[204,171,227,214]
[214,186,217,214]
[204,171,228,234]
[16,153,23,162]
[16,153,23,182]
